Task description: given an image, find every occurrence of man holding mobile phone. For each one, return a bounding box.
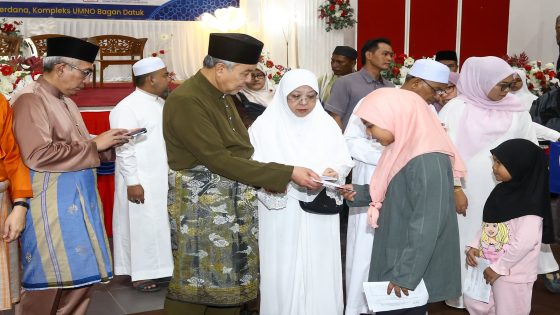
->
[109,57,173,293]
[11,36,129,315]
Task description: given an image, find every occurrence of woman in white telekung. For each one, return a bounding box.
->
[249,69,354,315]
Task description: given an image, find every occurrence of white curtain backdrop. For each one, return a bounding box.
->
[13,0,356,82]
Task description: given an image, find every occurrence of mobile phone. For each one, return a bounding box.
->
[126,128,147,137]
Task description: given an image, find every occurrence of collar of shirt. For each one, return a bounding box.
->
[37,76,64,99]
[194,70,228,100]
[359,67,387,86]
[135,87,164,103]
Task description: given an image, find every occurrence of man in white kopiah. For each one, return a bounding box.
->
[109,57,173,292]
[344,59,463,315]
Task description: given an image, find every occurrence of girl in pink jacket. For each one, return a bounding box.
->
[464,138,555,315]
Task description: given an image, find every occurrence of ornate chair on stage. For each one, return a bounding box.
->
[0,34,21,58]
[29,34,70,57]
[89,35,147,87]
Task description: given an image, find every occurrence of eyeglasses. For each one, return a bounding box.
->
[497,81,516,92]
[420,79,448,96]
[65,63,93,79]
[251,73,265,80]
[287,93,318,104]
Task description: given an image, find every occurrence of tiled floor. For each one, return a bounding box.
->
[0,276,169,315]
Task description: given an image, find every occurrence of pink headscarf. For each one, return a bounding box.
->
[449,72,460,85]
[356,88,466,228]
[455,56,525,162]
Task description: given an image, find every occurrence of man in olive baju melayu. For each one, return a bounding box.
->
[162,33,322,314]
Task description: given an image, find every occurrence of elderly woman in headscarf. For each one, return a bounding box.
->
[249,69,354,315]
[233,63,275,127]
[511,68,560,141]
[439,56,560,308]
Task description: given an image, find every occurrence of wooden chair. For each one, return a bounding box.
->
[29,34,69,57]
[0,34,21,58]
[90,35,147,87]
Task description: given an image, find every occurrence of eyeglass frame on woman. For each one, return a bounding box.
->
[251,73,265,80]
[287,92,318,104]
[65,63,94,79]
[420,78,449,96]
[496,81,516,92]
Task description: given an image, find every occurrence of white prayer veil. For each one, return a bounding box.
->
[249,69,354,208]
[511,68,538,110]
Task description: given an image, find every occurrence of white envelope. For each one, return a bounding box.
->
[463,257,492,303]
[363,279,429,312]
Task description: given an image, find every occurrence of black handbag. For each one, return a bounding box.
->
[299,188,343,215]
[239,93,266,120]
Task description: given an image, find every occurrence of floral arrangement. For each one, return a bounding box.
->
[318,0,357,32]
[258,53,288,85]
[503,52,559,96]
[0,19,22,37]
[0,56,43,100]
[0,20,43,100]
[381,53,416,85]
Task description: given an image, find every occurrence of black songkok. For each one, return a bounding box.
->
[208,33,264,65]
[435,50,458,62]
[47,36,99,63]
[332,46,358,60]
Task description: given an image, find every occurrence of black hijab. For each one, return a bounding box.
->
[483,139,554,244]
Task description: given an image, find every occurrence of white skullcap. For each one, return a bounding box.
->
[408,59,450,84]
[132,57,165,76]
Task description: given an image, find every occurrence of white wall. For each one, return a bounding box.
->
[508,0,560,64]
[246,0,357,76]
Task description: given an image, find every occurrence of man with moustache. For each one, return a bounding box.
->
[110,57,174,293]
[11,36,128,315]
[326,38,394,130]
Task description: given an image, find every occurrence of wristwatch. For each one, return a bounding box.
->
[13,201,30,209]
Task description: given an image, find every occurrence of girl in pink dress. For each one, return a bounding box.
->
[464,138,554,315]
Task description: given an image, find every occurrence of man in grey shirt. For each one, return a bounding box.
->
[325,38,394,130]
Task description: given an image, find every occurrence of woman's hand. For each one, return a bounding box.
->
[454,188,468,216]
[465,247,480,267]
[337,184,356,201]
[322,168,338,179]
[3,204,27,242]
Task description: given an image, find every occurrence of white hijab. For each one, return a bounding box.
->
[511,68,538,110]
[241,63,275,107]
[249,69,354,205]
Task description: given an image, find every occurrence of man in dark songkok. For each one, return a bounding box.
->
[11,36,129,315]
[435,50,459,72]
[162,33,322,315]
[318,45,358,104]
